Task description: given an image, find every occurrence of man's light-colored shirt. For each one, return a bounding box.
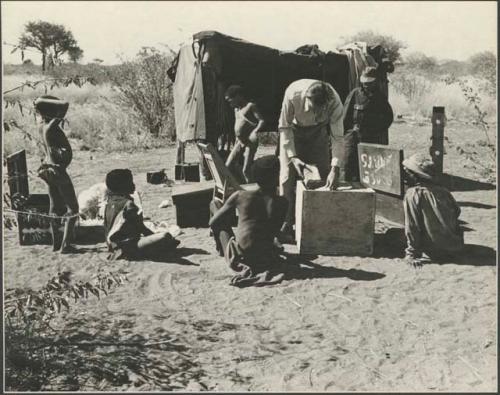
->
[278,79,344,167]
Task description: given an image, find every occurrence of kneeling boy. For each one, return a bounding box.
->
[209,156,288,286]
[402,154,464,267]
[104,169,180,260]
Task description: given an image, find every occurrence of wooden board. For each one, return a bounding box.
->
[358,143,404,197]
[295,182,376,256]
[6,149,29,200]
[376,192,405,227]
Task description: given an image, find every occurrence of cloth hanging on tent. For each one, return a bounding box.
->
[172,45,206,142]
[338,42,378,92]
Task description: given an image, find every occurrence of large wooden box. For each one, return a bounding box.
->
[171,181,214,228]
[295,182,376,256]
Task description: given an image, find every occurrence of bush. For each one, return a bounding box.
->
[109,47,175,140]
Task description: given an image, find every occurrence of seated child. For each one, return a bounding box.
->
[35,95,79,253]
[209,155,288,286]
[104,169,180,260]
[402,154,464,267]
[224,85,265,183]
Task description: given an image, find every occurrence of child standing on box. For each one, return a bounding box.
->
[35,95,79,253]
[104,169,180,260]
[209,156,288,287]
[224,85,265,183]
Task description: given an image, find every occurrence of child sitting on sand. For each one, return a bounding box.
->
[224,85,265,183]
[104,169,180,260]
[209,155,288,287]
[402,153,464,268]
[35,95,79,253]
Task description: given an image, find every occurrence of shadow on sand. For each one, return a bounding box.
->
[282,253,386,282]
[374,227,496,266]
[145,247,209,266]
[440,173,495,192]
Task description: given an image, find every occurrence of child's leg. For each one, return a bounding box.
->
[58,175,79,253]
[48,184,64,251]
[242,142,258,183]
[136,232,180,259]
[226,142,246,183]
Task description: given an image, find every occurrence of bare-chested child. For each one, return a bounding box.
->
[104,169,180,260]
[35,95,79,253]
[224,85,265,183]
[209,156,288,285]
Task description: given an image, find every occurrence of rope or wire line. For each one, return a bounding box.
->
[4,208,79,220]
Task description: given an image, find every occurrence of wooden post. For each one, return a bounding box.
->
[430,106,445,174]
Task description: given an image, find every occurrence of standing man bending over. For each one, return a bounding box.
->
[278,79,344,241]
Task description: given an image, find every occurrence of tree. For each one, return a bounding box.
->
[18,21,79,71]
[110,47,175,138]
[468,51,496,85]
[339,30,406,63]
[404,52,438,73]
[67,46,84,63]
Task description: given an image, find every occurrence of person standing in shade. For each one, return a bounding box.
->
[277,79,344,242]
[402,154,464,268]
[342,66,394,181]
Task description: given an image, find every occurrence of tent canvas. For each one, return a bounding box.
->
[168,31,392,150]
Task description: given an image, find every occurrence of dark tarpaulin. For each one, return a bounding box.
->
[169,31,351,147]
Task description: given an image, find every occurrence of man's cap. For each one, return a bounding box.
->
[34,95,69,119]
[360,66,378,83]
[105,169,135,194]
[402,153,436,181]
[252,155,280,187]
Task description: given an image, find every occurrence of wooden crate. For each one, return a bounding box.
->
[171,181,214,228]
[295,182,376,256]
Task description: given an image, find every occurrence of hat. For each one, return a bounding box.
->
[360,66,378,83]
[402,154,436,181]
[105,169,135,194]
[252,155,280,188]
[34,95,69,119]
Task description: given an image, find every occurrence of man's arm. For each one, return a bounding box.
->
[209,192,238,228]
[248,103,266,143]
[328,93,344,168]
[342,89,356,133]
[278,94,297,160]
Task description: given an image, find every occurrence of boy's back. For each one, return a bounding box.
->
[234,190,288,253]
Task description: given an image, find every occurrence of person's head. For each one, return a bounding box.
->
[360,67,378,96]
[252,155,280,191]
[34,95,69,122]
[305,81,329,108]
[225,85,247,108]
[402,153,437,186]
[105,169,135,195]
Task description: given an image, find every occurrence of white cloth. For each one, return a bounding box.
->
[278,79,344,168]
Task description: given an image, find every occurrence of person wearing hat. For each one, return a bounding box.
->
[209,155,289,286]
[402,154,464,267]
[278,79,345,242]
[35,95,79,253]
[342,66,394,181]
[104,169,180,260]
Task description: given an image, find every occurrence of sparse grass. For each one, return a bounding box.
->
[389,72,496,121]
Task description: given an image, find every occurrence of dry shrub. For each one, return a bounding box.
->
[390,73,496,121]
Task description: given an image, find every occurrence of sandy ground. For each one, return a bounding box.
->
[3,122,497,392]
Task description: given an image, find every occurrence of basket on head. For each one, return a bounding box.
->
[34,96,69,119]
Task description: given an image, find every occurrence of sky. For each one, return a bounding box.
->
[1,1,497,65]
